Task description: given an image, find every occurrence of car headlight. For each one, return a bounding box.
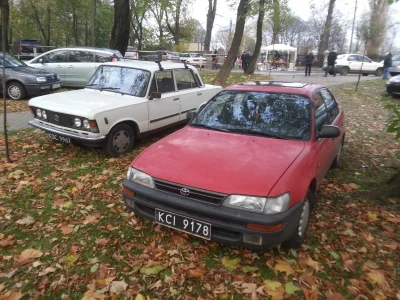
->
[126,167,154,188]
[83,119,90,130]
[222,193,290,214]
[42,110,47,120]
[56,74,60,80]
[36,77,46,83]
[36,108,42,118]
[74,117,82,127]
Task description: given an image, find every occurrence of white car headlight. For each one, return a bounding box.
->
[127,167,155,188]
[36,108,42,118]
[36,77,46,83]
[222,193,290,214]
[74,117,82,127]
[42,110,47,120]
[83,119,90,130]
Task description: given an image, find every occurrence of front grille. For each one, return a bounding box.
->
[45,75,58,82]
[154,179,227,205]
[33,108,74,128]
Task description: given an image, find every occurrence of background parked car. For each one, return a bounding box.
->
[13,38,43,59]
[386,75,400,96]
[325,54,384,76]
[27,47,122,87]
[389,55,400,76]
[179,53,206,67]
[0,52,61,100]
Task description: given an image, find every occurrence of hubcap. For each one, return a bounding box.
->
[112,130,131,153]
[8,85,21,99]
[298,199,310,237]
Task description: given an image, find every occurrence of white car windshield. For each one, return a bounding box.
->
[87,66,150,97]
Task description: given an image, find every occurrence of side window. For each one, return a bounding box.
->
[154,71,175,93]
[314,91,329,134]
[347,55,359,62]
[95,52,112,63]
[174,69,199,90]
[41,50,67,63]
[68,51,94,63]
[361,56,371,63]
[320,89,339,123]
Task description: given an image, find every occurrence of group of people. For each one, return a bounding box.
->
[303,48,337,77]
[211,50,252,71]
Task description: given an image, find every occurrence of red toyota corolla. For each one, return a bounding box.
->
[122,81,345,249]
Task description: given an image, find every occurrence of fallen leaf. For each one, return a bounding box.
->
[60,225,73,235]
[84,214,100,225]
[302,286,318,300]
[242,282,257,293]
[242,265,258,273]
[367,270,388,287]
[16,249,43,263]
[95,238,108,246]
[109,280,128,295]
[64,254,80,265]
[140,265,164,275]
[363,260,379,269]
[221,256,240,270]
[135,294,146,300]
[187,268,204,278]
[92,183,102,189]
[2,290,24,300]
[342,229,357,237]
[266,287,284,300]
[263,280,282,291]
[285,281,300,295]
[90,263,99,273]
[38,267,56,276]
[368,212,378,221]
[273,260,294,275]
[15,215,35,226]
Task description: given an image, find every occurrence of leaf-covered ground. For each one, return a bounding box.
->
[0,80,399,300]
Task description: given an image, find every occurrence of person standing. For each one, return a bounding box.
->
[212,49,218,70]
[324,48,337,77]
[242,51,250,72]
[304,49,314,76]
[383,52,392,80]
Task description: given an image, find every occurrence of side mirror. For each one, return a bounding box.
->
[317,125,340,139]
[187,111,197,121]
[149,91,161,100]
[38,58,44,63]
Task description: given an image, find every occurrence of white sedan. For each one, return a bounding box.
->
[333,54,384,76]
[179,53,206,68]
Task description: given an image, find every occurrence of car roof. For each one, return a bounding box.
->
[225,81,325,98]
[50,46,121,54]
[102,59,197,72]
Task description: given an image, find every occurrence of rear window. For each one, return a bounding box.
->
[337,55,346,60]
[393,56,400,62]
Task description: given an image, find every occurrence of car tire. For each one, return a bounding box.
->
[7,82,27,100]
[362,73,369,76]
[103,123,135,157]
[331,137,345,169]
[282,190,314,249]
[340,67,349,76]
[375,68,383,76]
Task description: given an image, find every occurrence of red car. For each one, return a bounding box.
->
[122,81,345,249]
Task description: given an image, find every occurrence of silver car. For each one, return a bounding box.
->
[389,55,400,76]
[27,47,122,87]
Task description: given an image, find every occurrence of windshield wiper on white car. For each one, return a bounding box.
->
[100,87,120,91]
[190,123,230,132]
[225,128,285,139]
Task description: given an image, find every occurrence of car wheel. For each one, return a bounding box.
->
[103,124,135,157]
[331,137,345,169]
[7,82,27,100]
[375,68,383,76]
[340,67,349,76]
[362,73,369,76]
[282,190,314,249]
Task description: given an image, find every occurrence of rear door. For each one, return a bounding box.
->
[28,50,67,82]
[347,55,362,73]
[148,70,180,130]
[174,69,202,120]
[65,50,96,87]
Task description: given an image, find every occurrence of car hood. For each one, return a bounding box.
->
[9,66,56,76]
[29,89,146,118]
[133,126,305,196]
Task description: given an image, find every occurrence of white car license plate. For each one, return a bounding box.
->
[48,133,70,144]
[155,208,211,240]
[52,83,61,89]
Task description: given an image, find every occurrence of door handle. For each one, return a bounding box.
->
[67,66,74,68]
[173,97,179,101]
[197,92,202,96]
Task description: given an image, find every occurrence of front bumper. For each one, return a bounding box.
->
[122,180,303,250]
[28,119,106,146]
[386,82,400,95]
[24,81,62,96]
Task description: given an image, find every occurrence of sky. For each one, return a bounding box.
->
[190,0,400,48]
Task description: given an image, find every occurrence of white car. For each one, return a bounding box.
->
[179,53,206,67]
[389,55,400,76]
[28,60,222,157]
[333,54,384,76]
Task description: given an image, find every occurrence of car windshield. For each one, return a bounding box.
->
[193,54,201,58]
[87,66,150,97]
[0,53,27,68]
[191,91,311,140]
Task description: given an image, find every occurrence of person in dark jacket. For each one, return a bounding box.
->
[383,52,392,80]
[304,49,314,76]
[212,50,218,70]
[324,48,337,77]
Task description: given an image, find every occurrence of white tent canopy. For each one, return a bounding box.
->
[260,44,297,70]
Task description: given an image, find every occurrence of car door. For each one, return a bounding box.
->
[360,56,375,73]
[28,50,67,82]
[347,55,361,73]
[148,70,180,131]
[173,69,202,120]
[65,50,96,87]
[312,90,333,184]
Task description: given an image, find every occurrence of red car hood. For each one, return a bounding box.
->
[133,127,305,196]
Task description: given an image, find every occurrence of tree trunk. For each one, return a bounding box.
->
[204,0,217,51]
[110,0,130,56]
[366,0,388,55]
[317,0,336,67]
[73,9,79,45]
[271,0,281,44]
[28,0,49,45]
[47,6,51,46]
[246,0,265,74]
[166,0,183,46]
[213,0,249,86]
[0,0,9,53]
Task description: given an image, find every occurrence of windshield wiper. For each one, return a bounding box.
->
[100,87,120,92]
[225,128,284,139]
[190,123,230,132]
[86,83,98,87]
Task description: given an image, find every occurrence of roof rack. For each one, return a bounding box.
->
[155,60,164,71]
[183,61,188,69]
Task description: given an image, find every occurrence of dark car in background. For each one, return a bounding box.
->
[14,39,43,59]
[386,75,400,97]
[0,52,61,100]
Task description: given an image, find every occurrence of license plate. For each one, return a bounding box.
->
[155,208,211,240]
[52,83,61,89]
[48,133,71,144]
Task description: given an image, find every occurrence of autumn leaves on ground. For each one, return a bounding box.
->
[0,79,399,300]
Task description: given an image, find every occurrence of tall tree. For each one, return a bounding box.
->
[109,0,130,55]
[0,0,9,52]
[28,0,50,45]
[213,0,250,86]
[246,0,265,74]
[317,0,336,67]
[130,0,150,50]
[165,0,184,45]
[270,0,281,44]
[366,0,388,55]
[150,0,168,48]
[204,0,217,51]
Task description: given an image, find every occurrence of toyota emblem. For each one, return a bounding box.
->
[54,115,59,122]
[180,188,190,196]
